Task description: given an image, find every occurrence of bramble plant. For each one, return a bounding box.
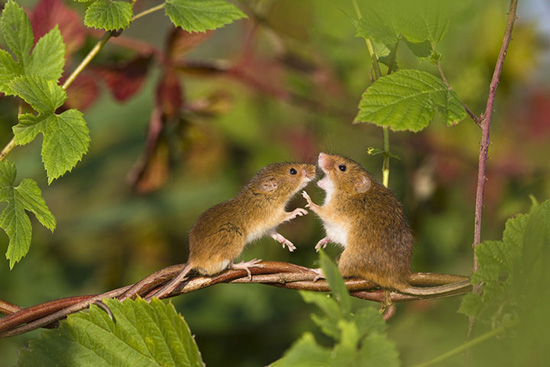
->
[1,0,548,366]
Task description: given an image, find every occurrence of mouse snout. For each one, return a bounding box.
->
[318,152,331,170]
[303,165,316,180]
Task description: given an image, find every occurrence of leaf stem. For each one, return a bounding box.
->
[62,31,113,91]
[352,0,389,185]
[132,3,166,22]
[437,62,480,126]
[412,319,518,367]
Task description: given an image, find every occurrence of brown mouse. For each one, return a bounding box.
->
[147,162,316,299]
[302,153,469,296]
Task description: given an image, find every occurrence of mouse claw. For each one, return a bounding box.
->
[232,259,263,280]
[315,237,331,252]
[271,232,297,252]
[301,191,312,208]
[311,267,325,282]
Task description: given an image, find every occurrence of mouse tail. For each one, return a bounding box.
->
[401,279,472,297]
[146,263,194,300]
[119,263,193,301]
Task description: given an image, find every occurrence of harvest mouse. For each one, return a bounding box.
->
[302,153,469,296]
[147,162,316,299]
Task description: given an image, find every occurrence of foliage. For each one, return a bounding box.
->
[272,251,399,367]
[353,0,467,131]
[456,199,550,365]
[0,0,547,366]
[17,298,204,367]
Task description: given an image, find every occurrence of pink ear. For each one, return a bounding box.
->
[355,175,371,193]
[258,177,279,192]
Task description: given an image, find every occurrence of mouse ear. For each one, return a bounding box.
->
[355,174,371,193]
[256,176,279,193]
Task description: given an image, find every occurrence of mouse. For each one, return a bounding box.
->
[302,152,470,296]
[143,162,317,299]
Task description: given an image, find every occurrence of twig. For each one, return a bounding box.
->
[0,261,471,337]
[469,0,519,344]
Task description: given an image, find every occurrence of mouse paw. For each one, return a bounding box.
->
[271,232,297,252]
[311,267,325,281]
[232,259,264,280]
[301,191,312,207]
[289,207,308,220]
[315,237,331,252]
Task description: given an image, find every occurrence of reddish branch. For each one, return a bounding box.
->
[473,0,518,271]
[0,261,470,338]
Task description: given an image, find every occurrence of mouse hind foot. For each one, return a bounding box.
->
[231,259,264,280]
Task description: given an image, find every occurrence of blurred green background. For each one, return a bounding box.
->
[1,0,549,366]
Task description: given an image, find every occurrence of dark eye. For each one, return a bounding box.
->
[289,168,297,175]
[338,164,347,172]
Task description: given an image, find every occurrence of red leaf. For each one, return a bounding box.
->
[94,55,153,102]
[128,107,171,193]
[166,28,214,61]
[156,70,183,119]
[63,73,100,111]
[29,0,86,59]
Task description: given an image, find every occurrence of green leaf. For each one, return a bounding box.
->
[84,0,133,31]
[356,8,399,45]
[0,49,22,94]
[165,0,247,33]
[301,291,341,340]
[319,250,351,316]
[18,298,204,367]
[0,0,33,67]
[357,333,400,367]
[354,307,388,337]
[0,161,55,269]
[354,69,467,132]
[271,333,331,367]
[27,26,65,82]
[10,75,66,113]
[15,109,90,184]
[396,0,453,45]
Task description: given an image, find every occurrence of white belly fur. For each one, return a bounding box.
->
[323,220,347,247]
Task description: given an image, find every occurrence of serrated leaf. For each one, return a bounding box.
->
[354,307,387,337]
[84,0,133,31]
[15,109,90,184]
[10,75,66,113]
[357,333,400,367]
[18,298,204,367]
[271,333,331,367]
[27,26,65,81]
[0,161,55,269]
[356,5,400,45]
[0,0,33,66]
[458,292,483,318]
[396,0,453,45]
[0,49,22,94]
[354,69,466,132]
[165,0,247,33]
[319,250,351,316]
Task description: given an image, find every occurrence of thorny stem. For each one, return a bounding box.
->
[468,0,519,345]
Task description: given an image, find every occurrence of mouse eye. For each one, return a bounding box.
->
[289,168,297,175]
[338,164,347,172]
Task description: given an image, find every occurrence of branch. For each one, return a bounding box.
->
[0,261,470,338]
[473,0,518,268]
[469,0,518,343]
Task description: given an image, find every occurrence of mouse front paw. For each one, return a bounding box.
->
[271,232,297,252]
[315,237,331,252]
